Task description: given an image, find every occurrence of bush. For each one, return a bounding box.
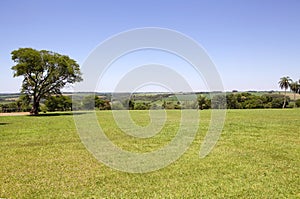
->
[45,95,72,111]
[295,99,300,107]
[198,95,211,109]
[134,102,150,110]
[95,96,111,110]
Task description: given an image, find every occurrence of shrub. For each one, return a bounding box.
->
[134,102,150,110]
[295,99,300,107]
[45,95,72,111]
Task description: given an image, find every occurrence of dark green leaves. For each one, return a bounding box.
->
[11,48,82,114]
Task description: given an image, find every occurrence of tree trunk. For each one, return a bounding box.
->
[282,89,286,108]
[30,99,40,115]
[294,92,296,108]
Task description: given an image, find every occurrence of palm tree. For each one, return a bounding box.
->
[278,76,292,108]
[289,81,300,107]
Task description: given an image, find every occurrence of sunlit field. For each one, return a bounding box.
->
[0,109,299,198]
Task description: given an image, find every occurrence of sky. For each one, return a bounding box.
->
[1,0,300,93]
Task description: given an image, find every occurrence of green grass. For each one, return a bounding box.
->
[0,109,299,198]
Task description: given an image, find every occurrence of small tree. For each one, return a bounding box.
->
[278,76,291,108]
[11,48,82,115]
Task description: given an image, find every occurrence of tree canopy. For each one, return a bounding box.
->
[11,48,82,115]
[278,76,292,108]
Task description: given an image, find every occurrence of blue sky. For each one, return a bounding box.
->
[1,0,300,92]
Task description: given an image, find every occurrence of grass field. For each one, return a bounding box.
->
[0,109,299,198]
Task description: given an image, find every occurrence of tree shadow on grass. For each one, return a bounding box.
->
[27,112,88,117]
[0,122,10,125]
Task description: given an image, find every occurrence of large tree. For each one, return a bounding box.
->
[278,76,291,108]
[11,48,82,115]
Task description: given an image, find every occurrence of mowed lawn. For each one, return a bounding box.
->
[0,109,299,198]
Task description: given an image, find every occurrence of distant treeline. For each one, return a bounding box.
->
[223,92,297,109]
[1,92,299,113]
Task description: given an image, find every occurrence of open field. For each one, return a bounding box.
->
[0,109,299,198]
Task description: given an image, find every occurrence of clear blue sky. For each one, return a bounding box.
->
[1,0,300,93]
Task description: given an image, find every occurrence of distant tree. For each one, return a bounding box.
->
[134,102,150,110]
[162,100,166,109]
[120,99,135,110]
[0,104,9,113]
[289,81,300,107]
[266,94,289,108]
[20,95,32,112]
[95,96,111,110]
[128,100,135,110]
[244,98,264,109]
[211,95,226,109]
[94,96,103,109]
[278,76,292,108]
[82,95,95,110]
[11,48,82,115]
[197,95,210,110]
[226,94,240,109]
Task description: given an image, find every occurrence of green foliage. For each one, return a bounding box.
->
[11,48,82,115]
[289,81,300,107]
[95,96,111,110]
[45,95,72,111]
[162,100,166,109]
[162,101,177,109]
[181,100,198,109]
[0,103,19,112]
[40,104,48,113]
[1,91,297,113]
[119,99,135,110]
[197,95,211,109]
[290,81,300,94]
[0,96,31,113]
[295,99,300,107]
[81,95,95,110]
[214,92,291,109]
[134,102,151,110]
[111,101,125,110]
[278,76,292,108]
[278,76,291,90]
